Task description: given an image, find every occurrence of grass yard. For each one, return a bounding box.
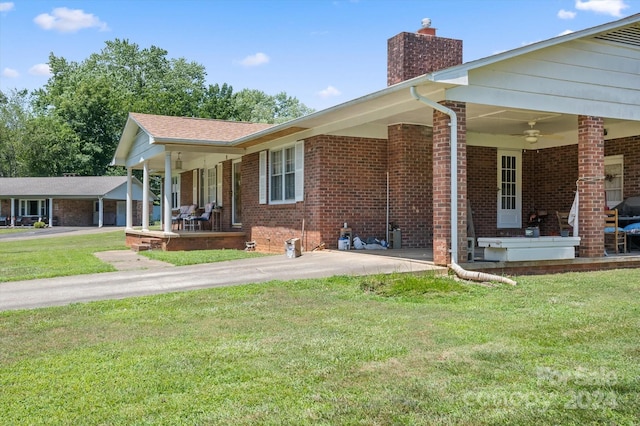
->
[0,231,126,282]
[0,230,268,282]
[140,248,269,266]
[1,270,638,424]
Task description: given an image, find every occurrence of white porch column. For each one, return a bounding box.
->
[164,152,172,233]
[126,167,133,230]
[10,198,15,227]
[98,197,104,228]
[142,161,150,232]
[48,198,53,227]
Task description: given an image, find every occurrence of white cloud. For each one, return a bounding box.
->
[239,52,270,67]
[557,9,577,19]
[558,29,575,36]
[0,2,15,12]
[2,67,19,78]
[575,0,629,17]
[317,85,341,99]
[34,7,109,33]
[29,63,52,76]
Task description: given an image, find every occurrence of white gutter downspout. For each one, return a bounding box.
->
[410,86,517,286]
[410,86,458,263]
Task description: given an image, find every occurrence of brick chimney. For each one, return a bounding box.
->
[387,19,463,86]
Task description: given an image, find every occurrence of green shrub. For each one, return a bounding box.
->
[33,221,46,229]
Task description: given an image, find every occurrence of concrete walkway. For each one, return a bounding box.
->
[0,250,443,311]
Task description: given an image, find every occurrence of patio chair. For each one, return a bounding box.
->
[172,205,196,231]
[556,211,572,236]
[604,209,626,254]
[189,203,214,231]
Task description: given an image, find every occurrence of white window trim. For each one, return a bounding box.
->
[259,151,267,204]
[267,140,304,205]
[19,199,46,217]
[171,175,180,209]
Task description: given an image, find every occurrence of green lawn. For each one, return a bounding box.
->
[1,270,638,424]
[0,231,126,282]
[0,230,268,282]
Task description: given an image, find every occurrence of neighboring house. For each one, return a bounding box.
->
[113,15,640,265]
[0,176,154,227]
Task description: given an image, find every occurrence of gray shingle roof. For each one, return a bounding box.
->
[0,176,138,198]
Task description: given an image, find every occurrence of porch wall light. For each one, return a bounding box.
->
[175,152,183,170]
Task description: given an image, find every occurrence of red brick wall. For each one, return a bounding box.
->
[388,124,433,248]
[605,135,640,197]
[387,31,462,86]
[54,199,94,226]
[179,170,193,206]
[523,145,578,236]
[241,136,388,253]
[467,146,496,238]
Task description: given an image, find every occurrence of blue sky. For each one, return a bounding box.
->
[0,0,637,111]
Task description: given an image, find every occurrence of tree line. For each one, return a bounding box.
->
[0,39,314,178]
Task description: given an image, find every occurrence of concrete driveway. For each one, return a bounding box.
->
[0,250,442,311]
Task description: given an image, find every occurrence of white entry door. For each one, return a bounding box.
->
[497,150,522,229]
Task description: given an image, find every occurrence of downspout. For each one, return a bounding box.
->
[410,86,458,263]
[410,86,516,285]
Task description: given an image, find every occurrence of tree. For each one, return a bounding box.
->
[0,89,31,177]
[199,83,236,120]
[21,38,314,176]
[231,89,315,123]
[20,115,83,176]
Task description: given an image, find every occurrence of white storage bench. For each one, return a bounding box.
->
[477,236,581,262]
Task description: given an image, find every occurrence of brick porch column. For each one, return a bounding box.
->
[432,101,467,265]
[577,115,605,258]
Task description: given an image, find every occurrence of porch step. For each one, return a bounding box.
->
[131,243,151,252]
[140,237,163,250]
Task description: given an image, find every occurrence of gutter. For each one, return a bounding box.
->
[410,86,458,264]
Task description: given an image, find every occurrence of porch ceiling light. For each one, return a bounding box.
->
[175,152,183,170]
[525,135,538,143]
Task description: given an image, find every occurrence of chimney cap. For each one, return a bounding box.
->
[421,18,432,28]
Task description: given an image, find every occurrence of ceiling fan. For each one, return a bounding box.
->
[515,121,563,144]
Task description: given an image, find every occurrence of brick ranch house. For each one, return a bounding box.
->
[113,15,640,266]
[0,176,153,227]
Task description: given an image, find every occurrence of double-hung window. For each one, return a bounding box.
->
[260,141,304,204]
[271,146,295,202]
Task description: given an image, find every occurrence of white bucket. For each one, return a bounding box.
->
[338,239,350,250]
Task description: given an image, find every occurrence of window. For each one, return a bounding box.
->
[207,167,217,204]
[264,141,304,204]
[171,176,180,209]
[605,155,624,208]
[19,199,46,216]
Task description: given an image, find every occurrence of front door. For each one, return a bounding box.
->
[497,149,522,229]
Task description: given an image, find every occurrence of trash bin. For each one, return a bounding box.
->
[285,238,302,258]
